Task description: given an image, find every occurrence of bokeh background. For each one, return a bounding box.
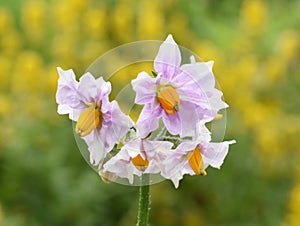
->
[0,0,300,225]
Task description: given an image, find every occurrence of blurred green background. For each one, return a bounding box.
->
[0,0,300,225]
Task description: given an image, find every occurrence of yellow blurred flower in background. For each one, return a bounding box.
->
[241,0,267,32]
[21,0,47,45]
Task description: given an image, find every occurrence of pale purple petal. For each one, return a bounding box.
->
[161,111,181,135]
[154,34,181,80]
[56,67,82,115]
[103,139,173,184]
[177,101,199,138]
[207,89,229,112]
[95,76,112,104]
[77,72,100,104]
[107,100,134,142]
[162,141,197,178]
[190,55,196,64]
[161,101,199,137]
[103,148,136,184]
[176,82,211,109]
[143,140,173,158]
[195,124,212,142]
[131,72,156,104]
[172,63,216,110]
[81,129,105,165]
[122,139,144,158]
[169,172,183,189]
[57,104,72,115]
[100,100,133,155]
[136,102,162,138]
[80,100,133,165]
[69,108,84,121]
[179,61,215,90]
[201,140,236,169]
[181,163,195,176]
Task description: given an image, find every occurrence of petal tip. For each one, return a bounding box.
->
[165,34,176,44]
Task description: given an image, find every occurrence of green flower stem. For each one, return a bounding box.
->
[137,174,150,226]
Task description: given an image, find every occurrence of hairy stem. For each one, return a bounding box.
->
[137,174,150,226]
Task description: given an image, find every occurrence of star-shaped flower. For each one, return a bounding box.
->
[102,138,173,184]
[132,34,228,138]
[161,126,236,188]
[56,67,133,165]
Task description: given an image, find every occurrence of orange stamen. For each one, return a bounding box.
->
[157,86,180,114]
[75,105,102,137]
[131,154,149,171]
[187,146,207,176]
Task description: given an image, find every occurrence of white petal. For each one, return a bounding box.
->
[202,140,236,169]
[131,72,156,104]
[136,103,162,138]
[154,34,181,80]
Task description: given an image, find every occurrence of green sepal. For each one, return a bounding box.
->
[152,71,158,77]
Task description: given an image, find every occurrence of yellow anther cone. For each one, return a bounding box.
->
[75,106,102,137]
[131,154,149,171]
[157,86,180,114]
[188,146,207,176]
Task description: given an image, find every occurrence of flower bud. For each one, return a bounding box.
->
[99,170,118,183]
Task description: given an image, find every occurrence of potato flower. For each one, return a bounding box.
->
[132,34,228,138]
[56,67,133,165]
[102,138,173,184]
[161,125,235,188]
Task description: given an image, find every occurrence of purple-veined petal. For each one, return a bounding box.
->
[162,141,197,177]
[162,139,222,188]
[81,129,106,165]
[181,163,196,176]
[103,148,136,184]
[161,101,199,137]
[177,101,200,138]
[77,73,112,106]
[207,88,229,112]
[131,72,156,104]
[81,100,133,165]
[173,62,216,109]
[179,61,215,90]
[100,100,133,154]
[103,139,173,184]
[95,76,112,104]
[154,34,181,80]
[176,82,211,109]
[136,102,162,138]
[143,140,173,158]
[201,140,236,169]
[121,139,145,159]
[56,67,83,115]
[77,72,100,104]
[161,111,181,135]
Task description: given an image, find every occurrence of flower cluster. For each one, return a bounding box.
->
[56,35,235,188]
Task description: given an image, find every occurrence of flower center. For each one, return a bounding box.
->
[131,154,149,171]
[187,146,207,176]
[75,105,102,137]
[157,86,180,114]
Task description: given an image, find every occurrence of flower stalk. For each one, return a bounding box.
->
[137,174,150,226]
